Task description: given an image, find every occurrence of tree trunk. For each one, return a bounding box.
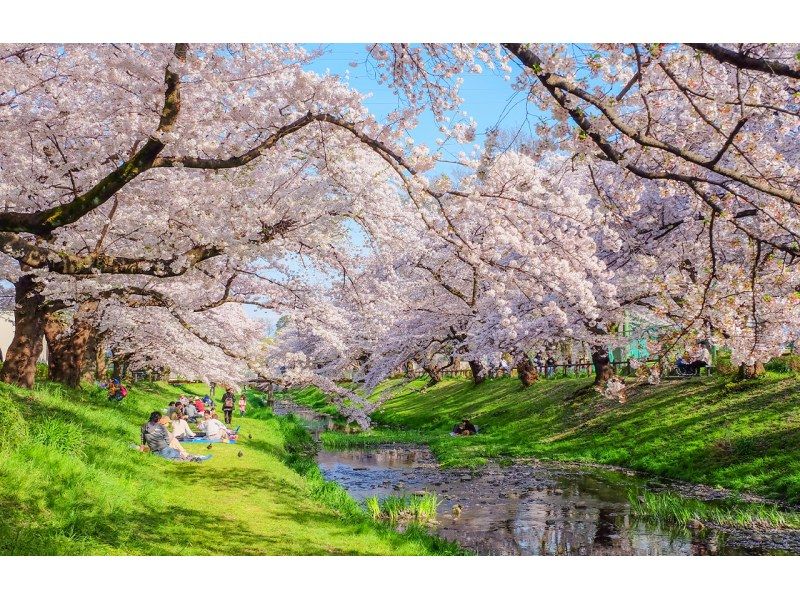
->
[516,354,538,387]
[0,275,46,389]
[44,312,71,384]
[44,304,97,388]
[468,359,486,385]
[94,337,107,380]
[737,362,765,380]
[591,347,614,386]
[112,357,127,379]
[422,364,443,386]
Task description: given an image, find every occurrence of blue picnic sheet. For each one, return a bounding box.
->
[178,436,236,444]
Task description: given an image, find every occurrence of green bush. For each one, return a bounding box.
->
[765,354,800,374]
[714,351,737,375]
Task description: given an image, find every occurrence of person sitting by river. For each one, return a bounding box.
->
[198,411,229,441]
[451,419,477,436]
[171,413,196,441]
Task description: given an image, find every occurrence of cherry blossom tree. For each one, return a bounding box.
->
[368,43,800,378]
[0,42,426,387]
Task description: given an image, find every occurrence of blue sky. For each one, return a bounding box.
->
[304,44,538,168]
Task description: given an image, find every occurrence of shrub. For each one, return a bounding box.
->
[765,354,800,374]
[714,351,737,375]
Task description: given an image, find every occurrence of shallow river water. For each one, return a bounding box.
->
[273,399,800,556]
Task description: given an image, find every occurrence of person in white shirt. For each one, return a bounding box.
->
[170,415,196,440]
[199,412,229,441]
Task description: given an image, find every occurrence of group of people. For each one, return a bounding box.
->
[105,377,127,402]
[451,419,477,436]
[676,343,712,376]
[140,387,248,462]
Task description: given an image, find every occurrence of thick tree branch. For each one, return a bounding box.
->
[0,43,188,235]
[0,219,295,276]
[687,43,800,80]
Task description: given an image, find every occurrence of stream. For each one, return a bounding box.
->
[272,399,800,556]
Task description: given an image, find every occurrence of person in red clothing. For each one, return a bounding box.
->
[193,397,206,414]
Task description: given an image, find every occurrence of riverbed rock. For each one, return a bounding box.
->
[553,488,564,495]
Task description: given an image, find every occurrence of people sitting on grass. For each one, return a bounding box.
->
[141,412,210,462]
[107,377,126,401]
[689,343,712,375]
[198,411,230,441]
[166,402,177,417]
[193,396,206,415]
[184,400,200,423]
[202,394,214,409]
[170,413,196,441]
[452,419,477,436]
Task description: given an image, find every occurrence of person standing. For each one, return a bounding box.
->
[222,388,235,425]
[545,356,556,378]
[534,352,544,375]
[238,393,247,417]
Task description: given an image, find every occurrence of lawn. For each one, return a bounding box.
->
[303,372,800,503]
[0,380,458,555]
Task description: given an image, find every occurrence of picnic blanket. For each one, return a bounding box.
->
[178,436,237,444]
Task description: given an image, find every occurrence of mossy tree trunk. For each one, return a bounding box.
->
[422,363,443,386]
[0,275,47,389]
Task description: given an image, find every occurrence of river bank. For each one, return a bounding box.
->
[268,396,800,555]
[0,381,459,555]
[294,373,800,504]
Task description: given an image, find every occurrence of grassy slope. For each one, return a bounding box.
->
[0,380,455,555]
[308,373,800,503]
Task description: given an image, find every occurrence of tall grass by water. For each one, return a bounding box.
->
[366,492,441,525]
[629,490,800,530]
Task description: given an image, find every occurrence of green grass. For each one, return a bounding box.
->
[294,372,800,503]
[630,489,800,529]
[0,380,462,555]
[366,493,441,525]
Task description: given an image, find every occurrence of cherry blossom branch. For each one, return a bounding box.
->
[687,44,800,80]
